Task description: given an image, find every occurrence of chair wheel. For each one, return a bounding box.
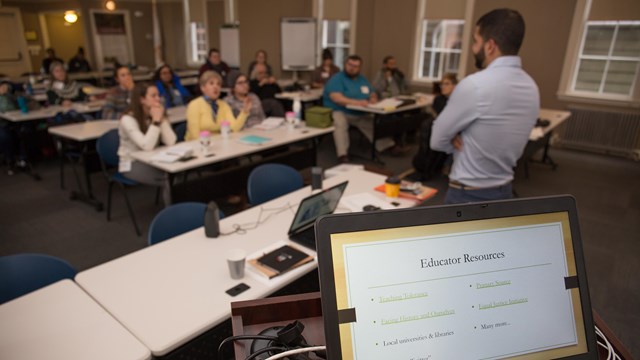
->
[95,204,104,212]
[69,192,77,200]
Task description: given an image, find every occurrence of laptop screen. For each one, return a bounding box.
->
[315,196,597,360]
[288,181,348,235]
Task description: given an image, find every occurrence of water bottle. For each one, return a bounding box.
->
[220,121,231,139]
[199,130,211,156]
[17,96,28,113]
[293,97,302,124]
[204,201,220,238]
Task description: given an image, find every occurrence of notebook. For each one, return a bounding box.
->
[287,181,349,250]
[315,195,598,359]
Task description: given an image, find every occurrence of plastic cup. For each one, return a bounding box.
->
[226,249,246,279]
[384,176,401,198]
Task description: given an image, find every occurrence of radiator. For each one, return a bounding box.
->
[557,107,640,160]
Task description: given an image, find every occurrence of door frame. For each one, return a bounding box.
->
[88,8,135,70]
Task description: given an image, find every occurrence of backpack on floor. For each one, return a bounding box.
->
[412,116,447,180]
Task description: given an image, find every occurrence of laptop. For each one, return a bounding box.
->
[287,181,349,250]
[315,195,598,359]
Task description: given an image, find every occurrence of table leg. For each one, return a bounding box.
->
[62,139,104,211]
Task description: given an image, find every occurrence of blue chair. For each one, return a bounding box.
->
[0,253,76,304]
[96,129,142,236]
[148,202,225,245]
[173,122,187,142]
[247,163,304,205]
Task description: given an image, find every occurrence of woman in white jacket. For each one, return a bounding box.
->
[118,83,176,205]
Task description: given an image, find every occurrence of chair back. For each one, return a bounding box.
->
[247,163,303,205]
[148,202,207,245]
[0,253,76,304]
[96,129,120,168]
[174,122,187,142]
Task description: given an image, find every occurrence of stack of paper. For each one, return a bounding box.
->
[253,117,284,131]
[150,143,194,163]
[368,98,402,110]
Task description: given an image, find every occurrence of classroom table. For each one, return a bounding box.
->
[347,95,435,162]
[75,169,415,357]
[0,279,151,360]
[0,100,106,123]
[275,88,324,103]
[130,124,334,203]
[522,108,572,178]
[48,120,119,210]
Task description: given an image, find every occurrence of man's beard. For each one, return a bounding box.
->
[347,71,359,79]
[474,47,486,70]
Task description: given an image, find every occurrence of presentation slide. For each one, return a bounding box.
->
[334,221,581,360]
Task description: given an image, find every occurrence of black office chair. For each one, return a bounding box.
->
[96,129,143,236]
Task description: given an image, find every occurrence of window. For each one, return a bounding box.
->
[418,19,464,80]
[573,21,640,96]
[322,20,350,69]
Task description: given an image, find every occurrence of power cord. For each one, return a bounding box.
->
[263,346,327,360]
[595,325,621,360]
[220,202,298,236]
[217,335,280,360]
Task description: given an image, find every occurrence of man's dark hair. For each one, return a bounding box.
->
[383,56,394,64]
[476,8,525,55]
[346,54,362,63]
[208,48,220,57]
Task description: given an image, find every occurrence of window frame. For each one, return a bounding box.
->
[416,19,465,81]
[571,20,640,97]
[321,19,351,70]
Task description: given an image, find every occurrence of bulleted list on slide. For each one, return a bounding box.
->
[341,223,578,360]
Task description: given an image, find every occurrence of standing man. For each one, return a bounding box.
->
[431,8,539,204]
[199,48,231,86]
[323,55,394,163]
[41,48,63,75]
[373,56,406,98]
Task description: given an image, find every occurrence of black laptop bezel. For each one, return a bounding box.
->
[315,195,597,360]
[287,180,349,237]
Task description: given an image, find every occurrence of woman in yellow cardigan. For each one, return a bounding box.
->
[185,70,251,141]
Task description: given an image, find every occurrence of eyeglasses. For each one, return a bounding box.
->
[236,80,249,85]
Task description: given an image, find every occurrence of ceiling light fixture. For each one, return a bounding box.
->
[105,0,116,11]
[64,11,78,24]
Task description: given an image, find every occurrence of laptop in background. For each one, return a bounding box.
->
[287,181,348,250]
[315,195,598,359]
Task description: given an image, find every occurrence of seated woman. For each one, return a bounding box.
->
[46,61,87,106]
[224,72,265,128]
[153,64,191,109]
[312,48,340,88]
[102,64,135,120]
[118,83,176,205]
[185,70,250,141]
[432,72,458,115]
[247,50,273,78]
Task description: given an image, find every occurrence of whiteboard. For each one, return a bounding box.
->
[220,27,240,68]
[281,18,316,71]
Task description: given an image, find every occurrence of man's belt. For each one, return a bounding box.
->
[449,180,510,191]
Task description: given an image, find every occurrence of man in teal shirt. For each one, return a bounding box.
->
[323,55,393,162]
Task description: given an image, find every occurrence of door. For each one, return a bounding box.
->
[0,7,32,77]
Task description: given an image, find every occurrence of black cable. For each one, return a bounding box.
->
[244,346,288,360]
[217,335,280,360]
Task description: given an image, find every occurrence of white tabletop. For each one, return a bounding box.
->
[0,100,106,123]
[48,120,119,141]
[75,169,414,356]
[275,88,323,102]
[538,108,571,133]
[347,94,434,114]
[0,279,151,360]
[131,124,333,173]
